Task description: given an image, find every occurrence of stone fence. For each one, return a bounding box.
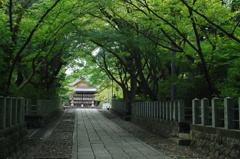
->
[25,99,62,128]
[192,97,240,130]
[25,99,62,117]
[191,97,240,158]
[0,96,27,158]
[131,100,185,122]
[0,97,25,129]
[111,100,131,120]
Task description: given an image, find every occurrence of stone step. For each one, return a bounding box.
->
[169,137,191,146]
[179,133,192,140]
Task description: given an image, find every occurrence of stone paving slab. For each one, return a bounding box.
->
[72,108,170,159]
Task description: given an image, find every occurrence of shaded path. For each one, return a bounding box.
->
[72,108,169,159]
[20,108,212,159]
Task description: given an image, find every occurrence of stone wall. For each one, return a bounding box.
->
[191,125,240,158]
[132,116,181,138]
[0,122,27,159]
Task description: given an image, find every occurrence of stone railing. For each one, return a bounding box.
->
[131,100,185,122]
[0,96,25,129]
[25,99,62,117]
[111,100,131,120]
[0,96,27,158]
[192,97,240,130]
[111,100,129,112]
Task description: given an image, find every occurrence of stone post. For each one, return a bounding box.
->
[20,97,25,123]
[131,102,135,117]
[164,101,167,119]
[26,99,32,115]
[143,102,145,116]
[138,102,140,116]
[12,98,17,125]
[239,98,240,130]
[152,102,155,118]
[144,102,148,117]
[163,101,166,119]
[224,97,234,129]
[139,102,142,116]
[156,101,160,119]
[166,101,170,120]
[159,101,162,119]
[201,98,210,125]
[169,101,173,120]
[148,102,151,118]
[192,98,201,124]
[149,102,152,118]
[17,98,21,123]
[6,97,12,127]
[161,101,164,119]
[173,100,178,121]
[135,102,137,116]
[154,101,158,119]
[0,97,6,129]
[212,97,220,127]
[37,100,43,116]
[178,100,185,122]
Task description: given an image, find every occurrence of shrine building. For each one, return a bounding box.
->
[70,78,98,107]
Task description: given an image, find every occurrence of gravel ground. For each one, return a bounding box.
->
[99,109,218,159]
[6,110,65,159]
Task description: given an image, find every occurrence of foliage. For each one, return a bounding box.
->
[0,0,239,103]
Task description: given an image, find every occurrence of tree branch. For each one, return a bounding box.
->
[8,0,61,87]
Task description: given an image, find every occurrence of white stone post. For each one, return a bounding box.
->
[192,98,201,124]
[212,97,220,127]
[0,97,6,129]
[224,97,234,129]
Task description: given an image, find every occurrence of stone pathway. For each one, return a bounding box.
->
[72,108,170,159]
[21,108,213,159]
